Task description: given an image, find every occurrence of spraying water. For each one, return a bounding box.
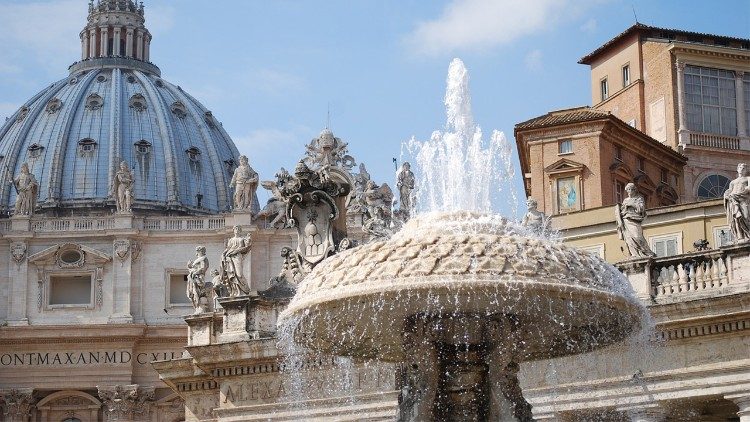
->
[405,58,516,215]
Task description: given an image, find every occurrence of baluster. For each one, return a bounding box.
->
[657,267,668,296]
[696,263,706,290]
[718,257,728,286]
[677,264,688,293]
[688,264,696,291]
[669,265,679,295]
[711,258,720,288]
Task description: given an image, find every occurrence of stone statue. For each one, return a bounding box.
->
[521,198,549,234]
[211,269,228,300]
[12,163,38,216]
[396,162,415,219]
[186,246,210,313]
[111,161,134,213]
[347,163,371,214]
[304,128,356,171]
[230,155,259,211]
[220,225,252,296]
[615,183,655,258]
[362,180,394,238]
[724,163,750,242]
[257,170,289,229]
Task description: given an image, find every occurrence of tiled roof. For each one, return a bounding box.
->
[579,23,750,65]
[515,107,610,130]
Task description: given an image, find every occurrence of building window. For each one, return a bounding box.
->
[684,65,737,136]
[186,147,201,162]
[77,138,97,156]
[622,64,630,87]
[168,273,191,306]
[637,156,645,172]
[558,139,572,154]
[650,233,681,258]
[135,139,151,155]
[615,145,623,161]
[615,180,624,204]
[714,226,734,247]
[697,174,731,200]
[49,274,92,306]
[556,177,578,213]
[660,168,668,184]
[600,78,609,101]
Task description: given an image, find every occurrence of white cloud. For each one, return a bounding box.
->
[580,18,598,34]
[405,0,600,56]
[524,49,542,71]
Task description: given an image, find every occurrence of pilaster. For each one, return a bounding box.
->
[7,236,30,326]
[735,71,749,150]
[0,389,36,422]
[109,238,134,323]
[97,385,154,422]
[675,59,689,146]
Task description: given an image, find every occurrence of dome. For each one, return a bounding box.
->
[0,0,254,215]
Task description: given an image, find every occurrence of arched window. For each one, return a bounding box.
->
[697,174,731,200]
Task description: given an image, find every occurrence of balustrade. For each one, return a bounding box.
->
[651,254,729,298]
[688,132,740,150]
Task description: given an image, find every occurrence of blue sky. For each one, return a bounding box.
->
[0,0,748,216]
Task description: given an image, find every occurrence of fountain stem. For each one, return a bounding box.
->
[398,314,533,422]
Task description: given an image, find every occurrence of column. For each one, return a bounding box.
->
[144,36,151,62]
[736,71,749,150]
[89,29,97,58]
[81,34,87,60]
[125,27,134,57]
[100,26,109,57]
[726,393,750,422]
[136,30,143,60]
[675,59,689,146]
[113,27,121,56]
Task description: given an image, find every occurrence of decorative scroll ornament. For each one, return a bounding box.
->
[1,389,36,420]
[55,244,85,268]
[10,243,26,264]
[113,240,130,262]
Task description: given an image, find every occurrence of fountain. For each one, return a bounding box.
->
[277,59,646,421]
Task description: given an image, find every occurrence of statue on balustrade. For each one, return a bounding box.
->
[12,163,38,216]
[521,197,549,234]
[724,163,750,243]
[362,180,394,239]
[230,155,259,212]
[396,161,415,220]
[111,160,134,213]
[186,246,211,313]
[615,182,656,258]
[220,225,252,296]
[257,169,289,229]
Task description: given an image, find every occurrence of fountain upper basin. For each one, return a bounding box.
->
[278,211,645,362]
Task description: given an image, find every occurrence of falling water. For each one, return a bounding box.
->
[404,58,516,215]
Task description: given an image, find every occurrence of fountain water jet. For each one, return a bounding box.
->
[278,59,646,421]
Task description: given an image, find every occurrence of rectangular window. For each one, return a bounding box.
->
[744,73,750,137]
[169,273,191,305]
[622,64,630,87]
[558,139,572,154]
[615,146,623,161]
[714,226,734,248]
[600,78,609,101]
[49,275,92,306]
[661,168,668,183]
[651,234,681,258]
[615,181,624,205]
[684,65,737,136]
[637,156,645,172]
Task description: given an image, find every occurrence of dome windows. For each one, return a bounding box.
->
[154,79,164,88]
[126,74,137,84]
[27,143,44,159]
[46,98,63,114]
[134,140,152,155]
[170,101,187,119]
[95,74,108,83]
[68,77,78,85]
[85,94,104,110]
[128,94,147,112]
[77,138,97,156]
[204,111,216,128]
[186,147,201,162]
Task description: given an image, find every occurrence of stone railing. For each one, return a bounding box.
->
[141,216,226,231]
[30,217,116,232]
[688,132,740,150]
[619,243,750,303]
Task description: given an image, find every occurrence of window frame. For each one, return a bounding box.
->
[558,139,573,155]
[600,77,609,102]
[622,63,631,87]
[683,64,738,136]
[165,268,192,309]
[649,232,683,258]
[46,271,95,310]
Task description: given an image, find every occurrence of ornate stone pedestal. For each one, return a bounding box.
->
[398,314,532,422]
[217,294,275,343]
